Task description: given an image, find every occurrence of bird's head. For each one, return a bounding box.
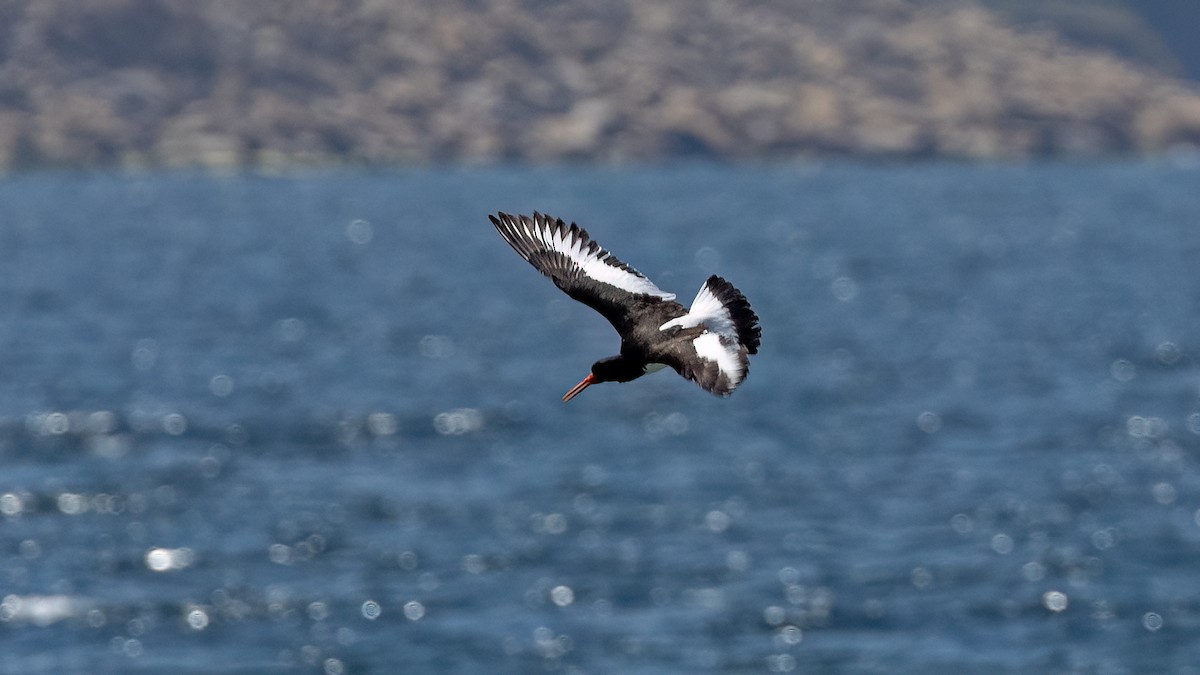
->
[561,356,643,402]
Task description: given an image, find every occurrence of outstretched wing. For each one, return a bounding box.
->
[490,212,681,335]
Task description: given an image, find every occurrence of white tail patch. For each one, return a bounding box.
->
[659,280,734,337]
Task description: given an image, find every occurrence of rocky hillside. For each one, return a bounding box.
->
[2,0,1200,168]
[977,0,1200,81]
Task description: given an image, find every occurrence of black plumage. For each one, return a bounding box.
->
[490,211,761,401]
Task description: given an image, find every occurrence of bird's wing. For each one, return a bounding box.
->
[654,276,761,396]
[660,275,761,354]
[657,331,752,397]
[490,212,679,334]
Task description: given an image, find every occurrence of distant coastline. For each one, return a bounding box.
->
[2,0,1199,170]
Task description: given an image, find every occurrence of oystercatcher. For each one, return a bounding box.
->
[490,212,761,401]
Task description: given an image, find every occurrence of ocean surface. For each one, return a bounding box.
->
[1,162,1199,674]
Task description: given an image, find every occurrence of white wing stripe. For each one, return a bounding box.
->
[530,216,675,300]
[693,333,745,385]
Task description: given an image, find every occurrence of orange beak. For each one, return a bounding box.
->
[562,373,598,402]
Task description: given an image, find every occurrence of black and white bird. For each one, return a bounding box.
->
[490,212,761,402]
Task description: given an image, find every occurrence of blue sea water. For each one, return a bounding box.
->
[1,162,1200,674]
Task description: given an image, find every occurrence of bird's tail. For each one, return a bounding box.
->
[660,275,761,354]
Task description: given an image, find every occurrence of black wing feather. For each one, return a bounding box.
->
[490,212,683,336]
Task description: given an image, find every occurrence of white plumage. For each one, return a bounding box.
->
[658,279,734,336]
[692,332,746,387]
[520,215,675,300]
[659,277,750,388]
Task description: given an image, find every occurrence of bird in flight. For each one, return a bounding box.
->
[490,212,761,401]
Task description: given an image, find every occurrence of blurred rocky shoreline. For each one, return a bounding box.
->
[2,0,1200,169]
